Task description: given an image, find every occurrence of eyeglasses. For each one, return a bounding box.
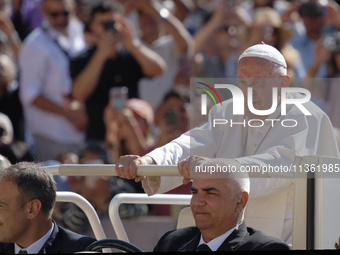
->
[48,10,70,18]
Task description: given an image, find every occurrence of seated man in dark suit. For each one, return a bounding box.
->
[154,159,290,251]
[0,161,96,254]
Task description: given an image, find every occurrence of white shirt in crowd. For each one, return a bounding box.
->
[19,19,86,144]
[138,34,181,110]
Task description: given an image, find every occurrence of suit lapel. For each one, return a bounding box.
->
[176,223,248,252]
[39,220,61,254]
[0,243,15,254]
[217,222,248,251]
[178,229,201,252]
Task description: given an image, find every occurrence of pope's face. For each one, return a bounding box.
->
[190,178,240,242]
[237,57,286,120]
[0,179,29,244]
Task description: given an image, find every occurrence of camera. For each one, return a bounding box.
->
[103,21,115,32]
[164,109,177,126]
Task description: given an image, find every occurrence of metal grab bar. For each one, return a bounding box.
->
[108,193,192,242]
[43,164,293,178]
[56,191,107,241]
[44,164,179,176]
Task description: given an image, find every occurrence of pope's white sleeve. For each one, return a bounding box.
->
[142,139,190,195]
[141,104,226,195]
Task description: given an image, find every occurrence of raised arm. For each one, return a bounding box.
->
[135,0,193,56]
[71,32,116,102]
[72,14,166,102]
[116,14,167,77]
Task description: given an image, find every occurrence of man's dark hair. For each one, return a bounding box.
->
[89,0,122,23]
[298,2,325,17]
[0,161,56,217]
[163,89,190,104]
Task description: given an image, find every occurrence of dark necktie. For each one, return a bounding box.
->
[18,249,28,254]
[197,244,212,252]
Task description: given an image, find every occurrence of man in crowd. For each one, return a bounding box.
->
[19,0,87,161]
[0,161,96,253]
[70,1,166,141]
[116,43,340,244]
[154,161,290,251]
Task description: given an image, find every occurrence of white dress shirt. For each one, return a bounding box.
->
[19,19,86,143]
[14,223,54,254]
[198,227,235,251]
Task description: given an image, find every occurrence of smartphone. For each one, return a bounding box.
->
[110,86,128,110]
[164,109,177,126]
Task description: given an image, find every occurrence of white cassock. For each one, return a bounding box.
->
[142,92,339,243]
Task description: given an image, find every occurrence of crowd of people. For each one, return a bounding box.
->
[0,0,339,251]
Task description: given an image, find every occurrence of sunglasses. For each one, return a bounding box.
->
[48,10,70,18]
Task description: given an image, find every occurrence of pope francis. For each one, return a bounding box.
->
[116,44,340,244]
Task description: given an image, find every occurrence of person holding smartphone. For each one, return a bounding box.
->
[154,89,190,148]
[70,1,166,142]
[104,97,155,160]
